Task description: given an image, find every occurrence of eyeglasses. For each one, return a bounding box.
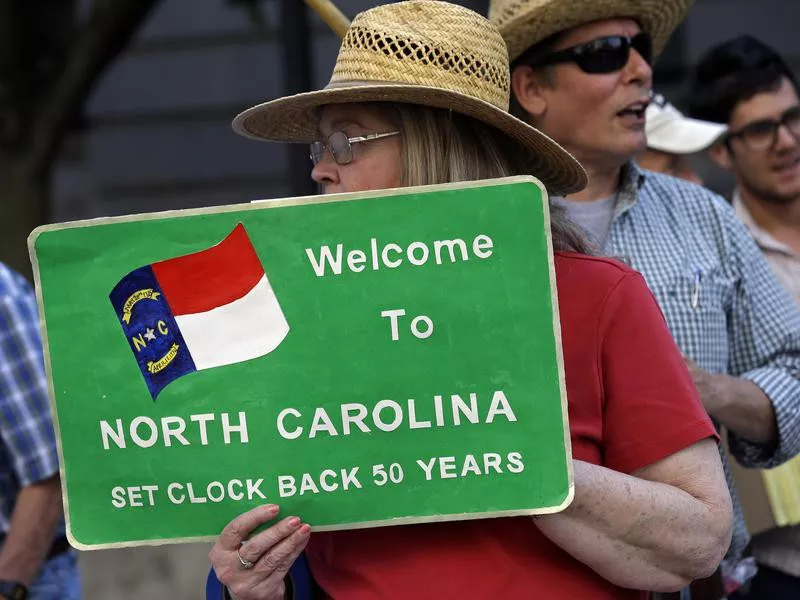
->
[726,106,800,152]
[310,131,400,166]
[526,33,653,74]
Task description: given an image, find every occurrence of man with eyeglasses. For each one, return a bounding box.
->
[489,1,800,599]
[688,36,800,312]
[685,35,800,600]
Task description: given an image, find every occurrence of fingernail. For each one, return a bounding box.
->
[299,524,311,535]
[265,504,279,514]
[288,517,301,527]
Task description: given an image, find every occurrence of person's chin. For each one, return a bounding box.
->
[611,133,647,162]
[771,183,800,204]
[773,159,800,184]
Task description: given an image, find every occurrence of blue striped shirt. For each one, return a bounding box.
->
[0,264,60,533]
[601,163,800,562]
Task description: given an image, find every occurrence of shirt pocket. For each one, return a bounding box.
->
[650,264,734,368]
[664,265,734,316]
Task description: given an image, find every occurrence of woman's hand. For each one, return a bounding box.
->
[209,504,311,600]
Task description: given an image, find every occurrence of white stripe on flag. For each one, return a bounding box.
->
[175,276,289,371]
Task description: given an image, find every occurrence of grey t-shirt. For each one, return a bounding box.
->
[552,195,617,249]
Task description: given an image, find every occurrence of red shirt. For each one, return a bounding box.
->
[306,253,716,599]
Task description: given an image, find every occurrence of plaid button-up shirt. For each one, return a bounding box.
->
[0,264,60,533]
[600,162,800,563]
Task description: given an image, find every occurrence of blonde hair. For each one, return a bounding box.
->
[384,103,590,254]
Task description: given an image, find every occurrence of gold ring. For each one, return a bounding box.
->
[236,548,255,570]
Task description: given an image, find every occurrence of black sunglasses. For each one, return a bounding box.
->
[526,33,653,74]
[726,105,800,152]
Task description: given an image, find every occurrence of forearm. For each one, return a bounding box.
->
[0,476,64,584]
[535,460,731,591]
[705,374,777,445]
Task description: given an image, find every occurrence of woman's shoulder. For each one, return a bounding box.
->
[553,252,653,326]
[554,252,641,292]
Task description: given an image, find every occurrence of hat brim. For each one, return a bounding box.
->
[496,0,694,62]
[232,82,587,196]
[647,117,728,154]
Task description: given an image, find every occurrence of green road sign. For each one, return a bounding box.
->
[29,177,573,549]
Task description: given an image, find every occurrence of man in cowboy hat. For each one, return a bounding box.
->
[638,93,727,184]
[489,0,800,597]
[687,36,800,311]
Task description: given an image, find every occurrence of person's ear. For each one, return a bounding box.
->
[707,141,733,171]
[511,64,550,121]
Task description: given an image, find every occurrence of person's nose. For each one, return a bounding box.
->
[623,44,653,91]
[774,122,799,153]
[311,149,340,191]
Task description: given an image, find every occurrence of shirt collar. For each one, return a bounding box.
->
[614,161,647,217]
[733,189,797,257]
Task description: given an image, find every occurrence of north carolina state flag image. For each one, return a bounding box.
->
[109,224,289,399]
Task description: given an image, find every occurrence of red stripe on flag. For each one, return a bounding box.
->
[152,224,265,316]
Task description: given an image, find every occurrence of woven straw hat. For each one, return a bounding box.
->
[232,0,587,195]
[489,0,694,62]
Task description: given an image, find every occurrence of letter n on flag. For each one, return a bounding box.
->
[109,224,289,399]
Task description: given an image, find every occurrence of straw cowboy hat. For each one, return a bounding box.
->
[232,0,587,195]
[489,0,695,62]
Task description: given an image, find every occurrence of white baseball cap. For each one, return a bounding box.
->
[646,94,728,154]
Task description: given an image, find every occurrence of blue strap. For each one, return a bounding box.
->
[206,567,224,600]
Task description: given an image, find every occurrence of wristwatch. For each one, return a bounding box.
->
[0,580,27,600]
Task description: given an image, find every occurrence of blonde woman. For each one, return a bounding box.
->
[209,3,732,599]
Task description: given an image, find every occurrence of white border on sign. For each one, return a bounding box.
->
[27,176,574,550]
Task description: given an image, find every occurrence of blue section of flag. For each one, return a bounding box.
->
[109,265,196,399]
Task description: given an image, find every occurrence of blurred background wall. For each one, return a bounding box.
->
[51,0,800,231]
[0,0,797,598]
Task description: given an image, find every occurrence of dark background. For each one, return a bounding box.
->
[45,0,800,222]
